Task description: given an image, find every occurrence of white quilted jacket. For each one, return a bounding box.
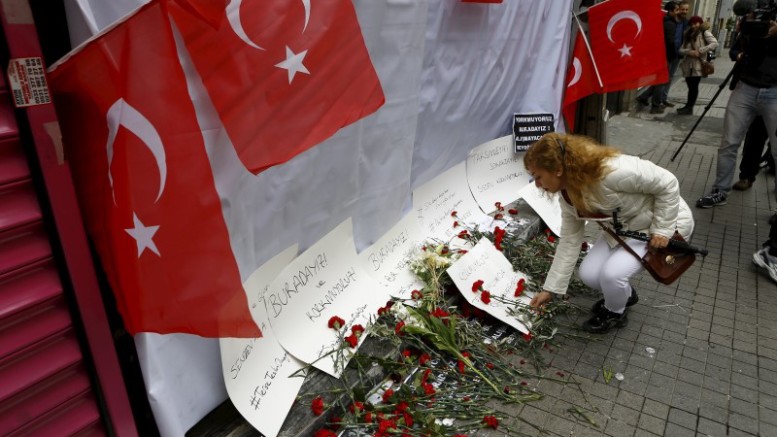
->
[542,154,695,295]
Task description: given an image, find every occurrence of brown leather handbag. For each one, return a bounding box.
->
[600,226,695,285]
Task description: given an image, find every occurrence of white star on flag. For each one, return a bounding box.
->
[618,44,633,58]
[125,212,161,257]
[275,46,310,83]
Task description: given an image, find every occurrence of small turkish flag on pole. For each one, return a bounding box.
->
[562,31,602,131]
[169,0,385,175]
[587,0,668,92]
[48,1,259,337]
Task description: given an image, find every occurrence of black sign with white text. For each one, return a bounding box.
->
[513,113,554,152]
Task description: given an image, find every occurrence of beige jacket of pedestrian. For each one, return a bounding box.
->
[679,28,719,77]
[542,154,694,295]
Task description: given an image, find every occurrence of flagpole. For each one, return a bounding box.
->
[572,11,604,89]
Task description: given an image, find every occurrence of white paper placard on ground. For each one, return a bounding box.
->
[517,183,562,236]
[413,161,491,244]
[358,212,424,301]
[267,219,387,377]
[446,237,532,334]
[219,245,305,437]
[466,135,530,214]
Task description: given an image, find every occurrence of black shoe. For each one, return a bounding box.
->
[636,97,649,106]
[677,106,693,115]
[581,309,628,334]
[591,287,639,314]
[663,101,676,108]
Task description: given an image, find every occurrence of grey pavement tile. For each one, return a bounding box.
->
[685,327,709,341]
[702,375,730,395]
[705,351,732,369]
[710,324,734,337]
[571,424,606,437]
[667,407,698,431]
[673,380,702,400]
[732,360,759,379]
[632,430,661,437]
[760,368,777,385]
[663,422,695,437]
[682,346,707,363]
[636,412,665,435]
[698,402,728,422]
[611,404,640,427]
[670,393,700,414]
[641,398,670,421]
[759,422,777,437]
[708,333,732,347]
[543,415,576,437]
[696,416,727,437]
[700,388,730,408]
[704,364,731,382]
[759,345,777,361]
[729,411,760,435]
[661,329,685,345]
[679,356,706,374]
[729,397,757,419]
[677,368,704,387]
[731,372,760,391]
[517,404,548,429]
[732,339,758,354]
[603,418,636,437]
[651,361,679,379]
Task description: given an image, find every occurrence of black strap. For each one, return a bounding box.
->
[597,222,649,269]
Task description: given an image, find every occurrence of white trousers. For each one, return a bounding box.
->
[578,233,648,314]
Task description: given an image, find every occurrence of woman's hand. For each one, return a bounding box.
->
[530,290,554,308]
[649,234,670,250]
[688,49,700,58]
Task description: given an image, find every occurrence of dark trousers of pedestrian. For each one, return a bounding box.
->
[739,116,774,182]
[684,76,701,108]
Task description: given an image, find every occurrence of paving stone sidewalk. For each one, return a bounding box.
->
[507,58,777,437]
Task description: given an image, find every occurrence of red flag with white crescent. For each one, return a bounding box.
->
[587,0,667,92]
[562,31,601,130]
[169,0,385,174]
[47,2,259,337]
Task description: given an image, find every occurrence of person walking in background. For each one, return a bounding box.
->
[637,1,690,113]
[525,133,694,333]
[677,16,718,115]
[733,116,774,191]
[753,218,777,284]
[637,1,678,113]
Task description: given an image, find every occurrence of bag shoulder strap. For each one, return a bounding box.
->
[597,223,649,268]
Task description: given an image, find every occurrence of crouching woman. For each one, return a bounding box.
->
[524,133,694,333]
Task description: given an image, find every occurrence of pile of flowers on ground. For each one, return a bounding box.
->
[302,209,593,436]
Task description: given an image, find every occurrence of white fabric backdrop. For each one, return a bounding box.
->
[64,0,572,435]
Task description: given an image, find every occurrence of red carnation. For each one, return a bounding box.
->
[421,368,432,383]
[582,241,590,251]
[382,388,395,403]
[508,208,518,215]
[401,412,413,427]
[349,401,365,414]
[483,415,499,429]
[311,396,325,416]
[431,307,450,319]
[419,353,431,366]
[344,333,359,348]
[395,321,406,335]
[514,278,526,297]
[314,429,337,437]
[471,279,484,292]
[411,289,423,300]
[547,234,556,243]
[480,290,492,304]
[441,246,450,255]
[351,324,365,337]
[328,316,345,330]
[494,213,504,220]
[486,362,495,369]
[458,249,468,254]
[450,210,458,217]
[423,383,436,396]
[364,412,373,423]
[494,202,503,211]
[458,230,469,238]
[452,221,459,228]
[522,332,533,342]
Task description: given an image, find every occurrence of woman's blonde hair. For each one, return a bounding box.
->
[524,132,620,214]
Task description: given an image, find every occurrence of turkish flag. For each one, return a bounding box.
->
[587,0,668,92]
[47,2,260,337]
[562,32,602,131]
[169,0,385,174]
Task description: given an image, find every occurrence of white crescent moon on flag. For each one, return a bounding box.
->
[607,11,642,43]
[105,99,167,203]
[226,0,265,50]
[302,0,310,32]
[568,57,582,88]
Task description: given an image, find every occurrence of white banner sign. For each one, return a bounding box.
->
[517,183,562,237]
[446,237,532,334]
[413,162,491,244]
[466,135,530,214]
[219,245,305,437]
[267,219,387,377]
[359,212,424,301]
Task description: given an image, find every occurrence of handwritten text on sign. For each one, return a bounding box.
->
[359,213,424,300]
[466,135,530,214]
[219,245,304,437]
[414,162,490,244]
[268,219,388,377]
